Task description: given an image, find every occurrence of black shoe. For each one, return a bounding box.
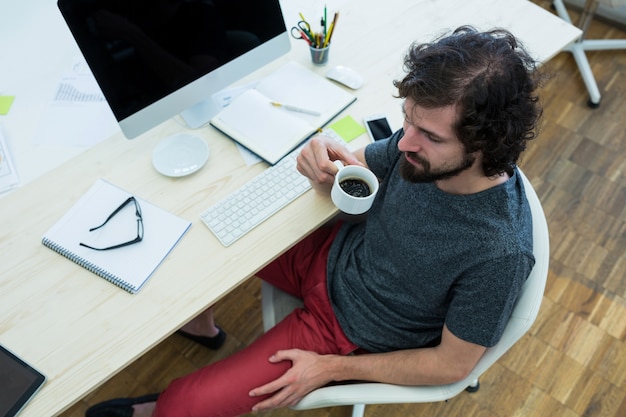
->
[85,393,160,417]
[176,326,227,350]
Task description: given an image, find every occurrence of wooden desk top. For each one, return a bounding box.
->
[0,1,580,416]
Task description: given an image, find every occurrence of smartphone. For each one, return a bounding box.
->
[363,114,393,141]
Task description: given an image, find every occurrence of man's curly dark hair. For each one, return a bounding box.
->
[394,26,545,177]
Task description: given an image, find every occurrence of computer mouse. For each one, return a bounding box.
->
[325,65,364,90]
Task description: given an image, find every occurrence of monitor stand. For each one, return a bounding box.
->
[180,97,222,129]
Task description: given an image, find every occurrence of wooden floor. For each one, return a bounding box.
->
[60,3,626,417]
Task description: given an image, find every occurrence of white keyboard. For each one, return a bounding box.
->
[201,129,343,246]
[200,148,311,246]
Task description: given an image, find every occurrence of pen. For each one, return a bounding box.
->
[270,102,321,116]
[324,23,333,47]
[324,5,327,39]
[325,12,339,47]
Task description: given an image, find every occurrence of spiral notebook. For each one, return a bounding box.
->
[42,179,191,293]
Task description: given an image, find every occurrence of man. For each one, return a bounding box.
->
[87,25,542,417]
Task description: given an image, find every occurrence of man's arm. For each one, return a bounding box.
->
[297,135,367,194]
[249,324,486,412]
[334,324,486,385]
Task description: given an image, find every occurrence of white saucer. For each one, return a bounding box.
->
[152,133,209,177]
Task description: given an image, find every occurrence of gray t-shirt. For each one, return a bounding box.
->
[327,129,534,353]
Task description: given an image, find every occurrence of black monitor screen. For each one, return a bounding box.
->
[58,0,287,121]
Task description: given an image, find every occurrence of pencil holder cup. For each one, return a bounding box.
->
[310,45,330,65]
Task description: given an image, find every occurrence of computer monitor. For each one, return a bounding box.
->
[57,0,291,138]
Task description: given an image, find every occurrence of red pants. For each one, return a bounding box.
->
[154,223,358,417]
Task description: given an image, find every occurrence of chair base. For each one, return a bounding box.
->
[351,404,365,417]
[465,380,481,393]
[587,98,601,108]
[552,0,626,107]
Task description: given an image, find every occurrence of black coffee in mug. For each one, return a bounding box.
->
[339,177,371,197]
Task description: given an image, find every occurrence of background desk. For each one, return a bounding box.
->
[0,1,580,416]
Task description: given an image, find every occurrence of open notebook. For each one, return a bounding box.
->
[210,61,356,164]
[42,179,191,294]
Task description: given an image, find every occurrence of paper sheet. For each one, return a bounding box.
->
[32,59,119,147]
[328,115,366,143]
[0,96,15,115]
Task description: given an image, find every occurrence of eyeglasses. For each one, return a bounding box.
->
[79,196,144,251]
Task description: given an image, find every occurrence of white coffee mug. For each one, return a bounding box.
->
[331,161,379,214]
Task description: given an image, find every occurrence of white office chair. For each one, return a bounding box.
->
[261,169,550,417]
[552,0,626,107]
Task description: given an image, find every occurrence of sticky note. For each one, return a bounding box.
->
[0,96,15,115]
[329,115,366,143]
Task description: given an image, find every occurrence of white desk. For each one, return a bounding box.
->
[0,1,580,416]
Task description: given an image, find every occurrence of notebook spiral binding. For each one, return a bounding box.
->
[42,237,134,293]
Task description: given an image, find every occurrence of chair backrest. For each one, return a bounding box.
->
[461,168,549,386]
[263,168,550,410]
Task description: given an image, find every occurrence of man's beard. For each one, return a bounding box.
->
[399,151,476,183]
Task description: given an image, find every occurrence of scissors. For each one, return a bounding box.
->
[290,20,313,44]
